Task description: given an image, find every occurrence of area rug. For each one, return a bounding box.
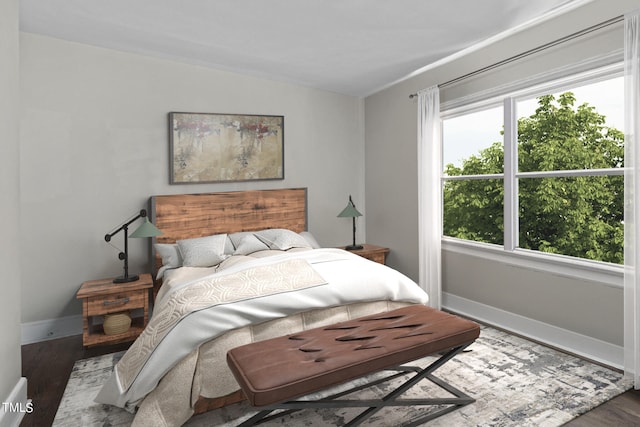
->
[53,325,632,426]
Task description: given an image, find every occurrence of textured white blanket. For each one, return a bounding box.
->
[96,248,428,412]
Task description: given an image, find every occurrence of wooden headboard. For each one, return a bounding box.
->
[148,188,307,275]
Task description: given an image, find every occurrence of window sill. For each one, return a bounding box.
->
[442,237,623,288]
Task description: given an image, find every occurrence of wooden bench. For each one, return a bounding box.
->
[227,305,480,426]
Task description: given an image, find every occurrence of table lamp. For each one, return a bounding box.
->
[337,195,363,250]
[104,209,163,283]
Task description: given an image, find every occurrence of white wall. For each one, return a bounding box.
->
[19,33,365,326]
[364,0,638,357]
[0,0,25,423]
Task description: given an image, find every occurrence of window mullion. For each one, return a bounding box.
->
[503,97,518,251]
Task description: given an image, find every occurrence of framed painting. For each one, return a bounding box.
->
[169,112,284,184]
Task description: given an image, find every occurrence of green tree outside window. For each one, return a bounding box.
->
[443,93,624,264]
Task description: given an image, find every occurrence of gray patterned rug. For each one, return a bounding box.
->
[54,325,631,426]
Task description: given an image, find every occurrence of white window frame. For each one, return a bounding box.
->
[441,62,624,287]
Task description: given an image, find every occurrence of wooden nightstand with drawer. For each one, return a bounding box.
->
[337,244,390,265]
[76,273,152,347]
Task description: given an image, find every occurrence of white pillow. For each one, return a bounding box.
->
[229,231,254,249]
[154,243,183,280]
[233,234,270,255]
[223,235,235,255]
[177,234,229,267]
[300,231,321,249]
[155,243,182,267]
[255,229,313,251]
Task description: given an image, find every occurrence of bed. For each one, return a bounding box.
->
[95,188,429,426]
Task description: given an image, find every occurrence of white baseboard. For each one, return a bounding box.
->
[442,292,624,370]
[0,378,29,427]
[21,314,82,344]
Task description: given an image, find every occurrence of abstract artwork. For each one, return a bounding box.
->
[169,112,284,184]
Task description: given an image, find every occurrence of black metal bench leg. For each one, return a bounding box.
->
[237,408,274,426]
[344,342,473,426]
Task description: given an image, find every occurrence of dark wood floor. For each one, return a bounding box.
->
[20,334,131,427]
[20,334,640,426]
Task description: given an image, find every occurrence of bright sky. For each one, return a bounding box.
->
[442,76,625,170]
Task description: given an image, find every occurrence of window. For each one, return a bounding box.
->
[442,69,624,265]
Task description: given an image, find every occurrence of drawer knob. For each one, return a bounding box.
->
[103,297,130,306]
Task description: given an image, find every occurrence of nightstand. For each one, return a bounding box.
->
[76,273,153,347]
[337,244,390,265]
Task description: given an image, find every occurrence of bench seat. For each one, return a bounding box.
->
[227,304,480,425]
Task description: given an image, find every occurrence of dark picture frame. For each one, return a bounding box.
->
[169,112,284,184]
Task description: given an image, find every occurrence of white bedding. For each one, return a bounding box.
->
[95,248,429,424]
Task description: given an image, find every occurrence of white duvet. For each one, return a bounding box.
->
[95,248,429,413]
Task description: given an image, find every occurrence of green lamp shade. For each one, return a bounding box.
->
[130,218,163,238]
[337,202,362,218]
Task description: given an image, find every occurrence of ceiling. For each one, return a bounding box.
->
[19,0,585,97]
